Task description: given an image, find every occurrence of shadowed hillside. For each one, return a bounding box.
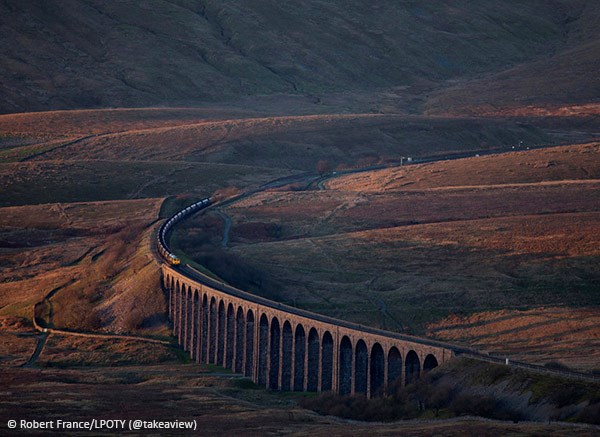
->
[1,0,597,113]
[425,1,600,115]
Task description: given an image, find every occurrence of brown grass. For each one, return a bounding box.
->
[0,316,36,366]
[0,160,287,206]
[10,113,551,170]
[0,198,166,334]
[0,108,254,137]
[38,334,178,367]
[3,0,594,115]
[474,103,600,118]
[221,212,599,348]
[326,143,600,192]
[0,362,597,436]
[428,307,600,371]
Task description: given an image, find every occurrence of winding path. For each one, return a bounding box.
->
[21,332,48,368]
[215,210,233,248]
[26,274,171,367]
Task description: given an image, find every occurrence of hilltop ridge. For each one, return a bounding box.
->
[1,0,598,114]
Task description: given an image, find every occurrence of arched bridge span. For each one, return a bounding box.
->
[163,265,453,397]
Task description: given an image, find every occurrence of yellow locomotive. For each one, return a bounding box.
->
[167,253,181,265]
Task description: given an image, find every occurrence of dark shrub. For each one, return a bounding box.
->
[578,402,600,425]
[544,361,571,371]
[450,393,497,417]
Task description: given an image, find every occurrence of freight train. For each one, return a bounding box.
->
[157,197,212,266]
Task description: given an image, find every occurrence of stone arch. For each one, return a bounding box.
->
[280,320,294,391]
[168,277,175,320]
[180,284,186,343]
[226,303,235,369]
[177,284,184,345]
[423,354,439,372]
[258,314,269,386]
[387,346,402,394]
[370,343,385,397]
[171,279,179,324]
[185,286,193,352]
[180,285,187,351]
[281,321,293,391]
[339,336,353,395]
[245,309,255,377]
[405,350,420,385]
[192,290,200,361]
[321,331,333,392]
[307,328,319,391]
[180,284,188,346]
[177,281,182,329]
[293,324,306,391]
[162,268,453,395]
[201,294,208,362]
[234,306,245,373]
[217,300,226,366]
[355,339,368,395]
[173,281,180,336]
[268,317,281,389]
[208,297,217,364]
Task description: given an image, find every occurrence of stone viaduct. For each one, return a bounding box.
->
[163,265,454,397]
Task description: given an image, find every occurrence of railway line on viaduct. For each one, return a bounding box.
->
[158,168,599,398]
[157,169,461,398]
[163,263,453,397]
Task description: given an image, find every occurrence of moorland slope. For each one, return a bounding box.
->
[1,0,598,114]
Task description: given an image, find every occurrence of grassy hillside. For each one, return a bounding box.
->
[302,357,600,423]
[0,0,593,113]
[425,1,600,115]
[24,114,552,166]
[0,160,287,206]
[0,199,166,332]
[2,361,598,435]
